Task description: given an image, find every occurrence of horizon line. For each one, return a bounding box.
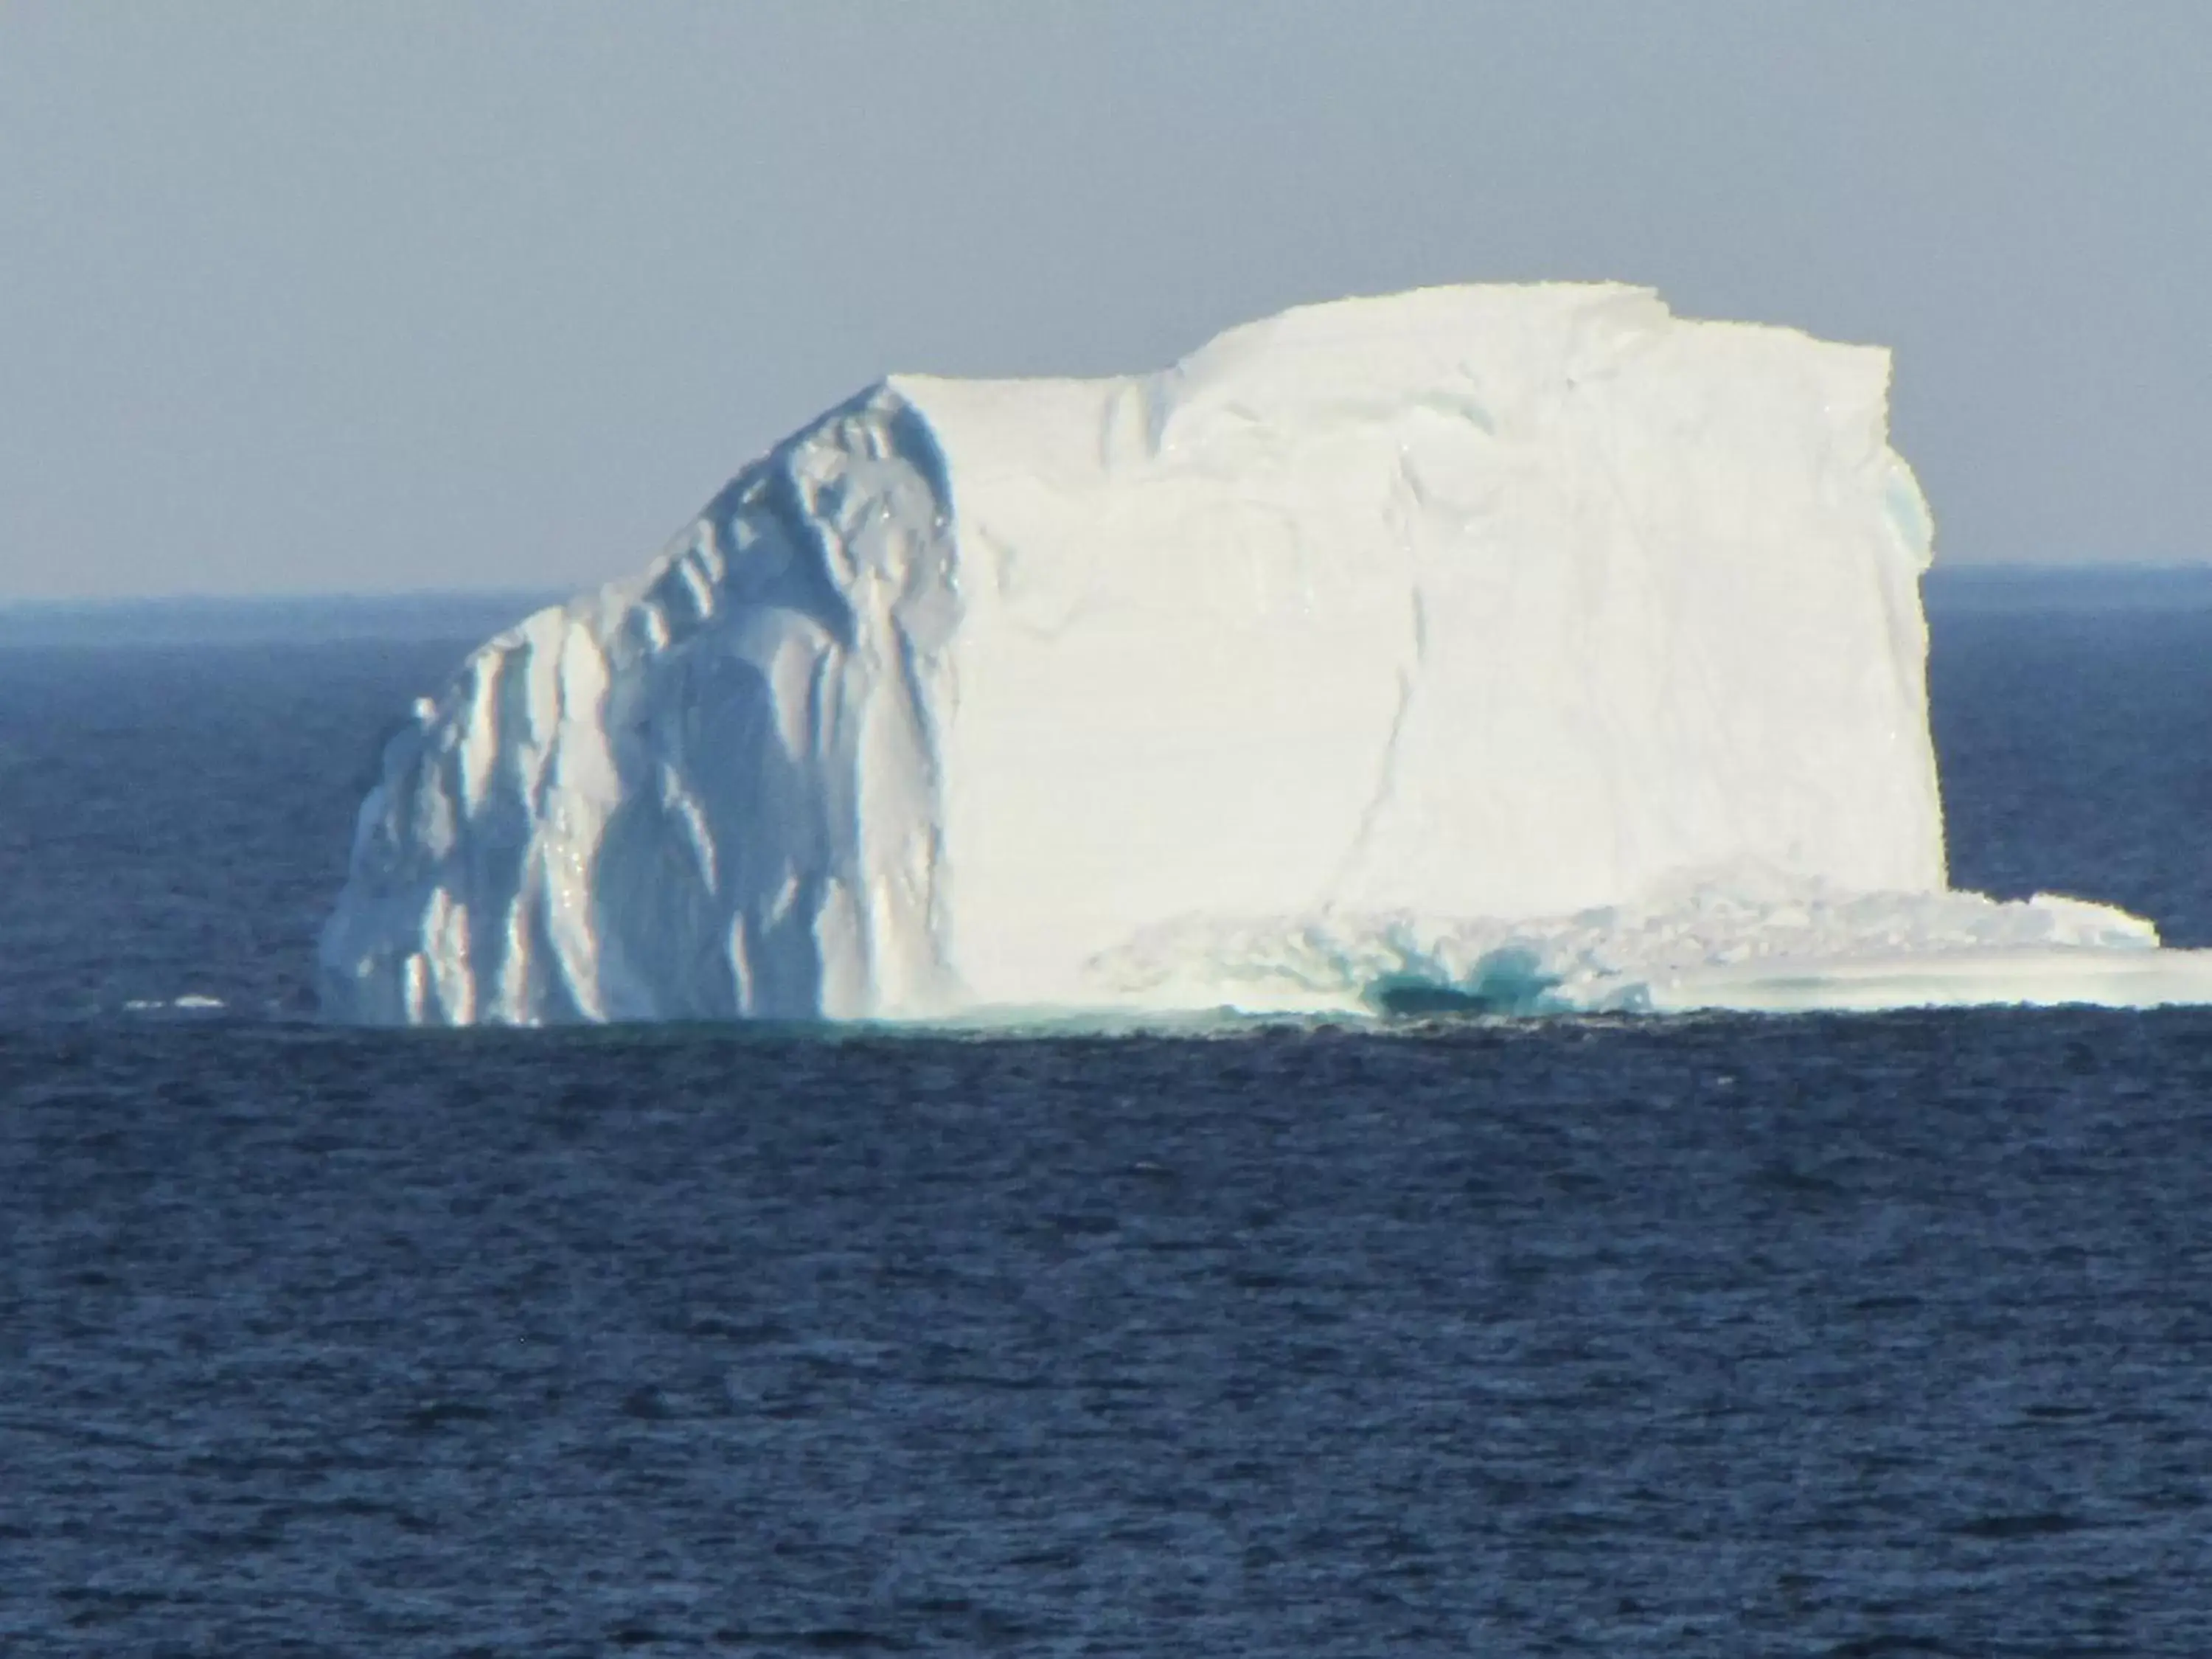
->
[4,558,2212,613]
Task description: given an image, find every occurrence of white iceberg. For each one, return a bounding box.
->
[319,282,2211,1023]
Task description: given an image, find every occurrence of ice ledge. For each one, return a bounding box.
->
[1087,877,2205,1018]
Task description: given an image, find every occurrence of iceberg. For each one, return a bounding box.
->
[319,282,2212,1023]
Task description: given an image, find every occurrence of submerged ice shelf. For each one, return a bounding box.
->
[1093,880,2212,1018]
[319,282,2212,1023]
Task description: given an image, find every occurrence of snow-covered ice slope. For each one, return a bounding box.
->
[319,282,2209,1023]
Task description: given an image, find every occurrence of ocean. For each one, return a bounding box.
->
[3,570,2210,1655]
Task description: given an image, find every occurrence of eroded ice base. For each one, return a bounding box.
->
[1077,873,2212,1020]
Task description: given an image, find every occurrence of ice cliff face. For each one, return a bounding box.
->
[322,387,961,1023]
[321,283,2002,1024]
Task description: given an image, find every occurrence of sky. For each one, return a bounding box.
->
[2,2,2208,602]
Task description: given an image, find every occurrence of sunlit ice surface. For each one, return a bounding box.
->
[317,284,2206,1025]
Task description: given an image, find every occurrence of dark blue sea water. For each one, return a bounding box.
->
[3,572,2211,1655]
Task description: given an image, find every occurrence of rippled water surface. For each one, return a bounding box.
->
[3,576,2211,1655]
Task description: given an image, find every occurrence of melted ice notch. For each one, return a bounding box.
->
[320,282,2209,1024]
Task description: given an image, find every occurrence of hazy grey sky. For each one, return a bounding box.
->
[3,2,2207,600]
